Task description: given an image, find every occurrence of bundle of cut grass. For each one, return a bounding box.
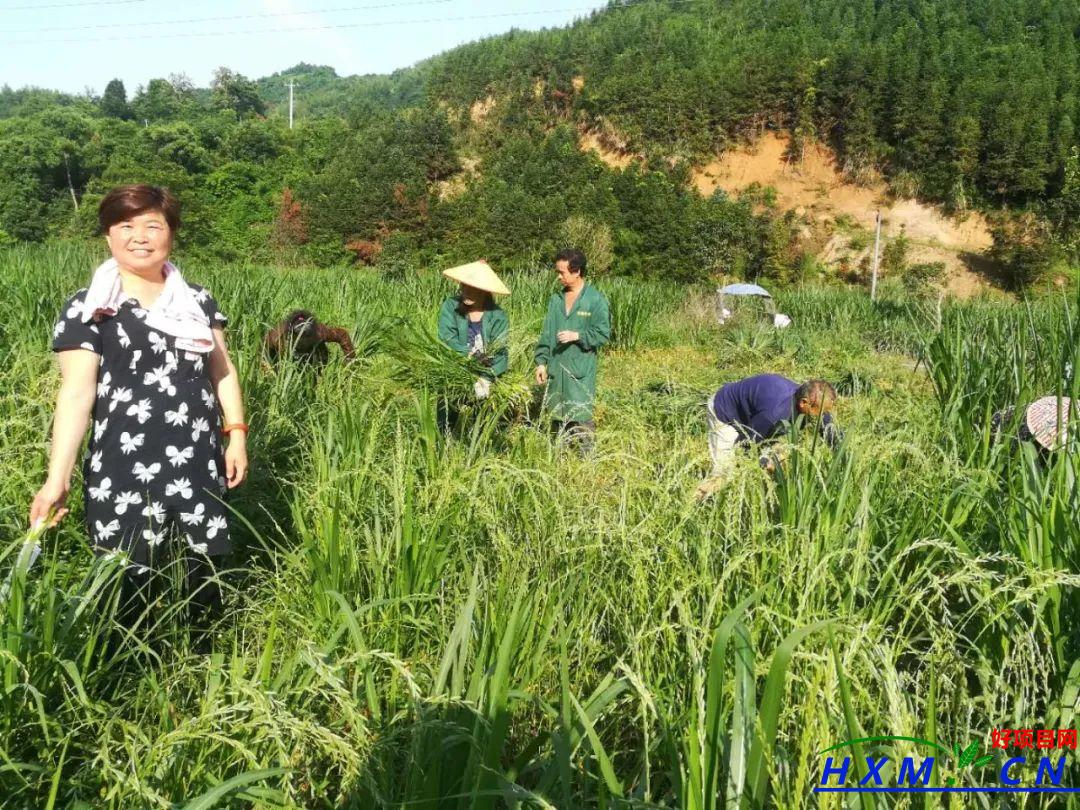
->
[388,318,487,399]
[387,320,535,430]
[458,373,534,425]
[351,309,386,362]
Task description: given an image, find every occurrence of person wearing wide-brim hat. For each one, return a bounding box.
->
[437,261,511,399]
[991,395,1077,455]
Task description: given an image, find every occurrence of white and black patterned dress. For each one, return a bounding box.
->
[51,285,231,565]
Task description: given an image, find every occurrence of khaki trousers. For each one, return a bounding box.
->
[706,400,740,477]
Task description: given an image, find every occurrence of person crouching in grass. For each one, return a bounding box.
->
[697,374,841,498]
[990,394,1077,459]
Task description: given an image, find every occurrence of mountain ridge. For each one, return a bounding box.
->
[1,0,1077,288]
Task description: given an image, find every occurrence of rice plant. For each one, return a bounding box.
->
[1,243,1078,807]
[598,277,665,351]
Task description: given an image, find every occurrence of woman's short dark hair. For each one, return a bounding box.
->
[556,248,587,276]
[98,184,181,235]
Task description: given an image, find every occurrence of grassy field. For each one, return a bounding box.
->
[1,243,1078,808]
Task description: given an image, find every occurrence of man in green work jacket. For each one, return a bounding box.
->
[534,248,611,449]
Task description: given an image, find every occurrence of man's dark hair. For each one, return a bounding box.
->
[556,248,587,276]
[795,379,837,408]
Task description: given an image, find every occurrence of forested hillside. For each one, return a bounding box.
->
[2,0,1079,285]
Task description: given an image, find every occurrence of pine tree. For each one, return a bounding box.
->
[100,79,130,120]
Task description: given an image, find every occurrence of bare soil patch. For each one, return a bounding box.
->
[469,96,496,124]
[577,128,1001,297]
[579,128,636,170]
[691,133,997,295]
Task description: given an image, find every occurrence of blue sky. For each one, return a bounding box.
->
[0,0,598,94]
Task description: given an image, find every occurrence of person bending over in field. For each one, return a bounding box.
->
[990,395,1076,458]
[29,184,248,636]
[534,248,611,453]
[264,310,356,367]
[697,375,841,497]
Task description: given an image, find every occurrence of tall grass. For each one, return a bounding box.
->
[597,277,678,351]
[1,243,1078,806]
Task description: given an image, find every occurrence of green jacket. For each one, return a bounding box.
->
[534,283,611,422]
[437,295,509,378]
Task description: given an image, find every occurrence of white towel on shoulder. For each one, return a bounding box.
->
[80,258,215,353]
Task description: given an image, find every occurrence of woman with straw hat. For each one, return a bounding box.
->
[991,395,1077,456]
[437,260,511,400]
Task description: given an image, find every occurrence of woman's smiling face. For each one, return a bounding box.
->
[105,210,172,275]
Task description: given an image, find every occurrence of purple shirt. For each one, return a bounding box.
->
[711,374,837,446]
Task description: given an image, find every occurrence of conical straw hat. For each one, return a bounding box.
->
[1025,395,1076,450]
[442,260,510,295]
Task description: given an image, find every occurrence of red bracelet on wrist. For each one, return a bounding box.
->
[221,422,249,436]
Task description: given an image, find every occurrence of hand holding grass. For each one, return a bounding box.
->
[535,365,548,385]
[29,478,69,528]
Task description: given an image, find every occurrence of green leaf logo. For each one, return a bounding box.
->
[958,741,980,768]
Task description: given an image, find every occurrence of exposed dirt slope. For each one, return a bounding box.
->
[579,128,997,296]
[691,133,990,250]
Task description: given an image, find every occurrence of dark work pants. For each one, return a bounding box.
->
[109,546,226,650]
[553,419,596,454]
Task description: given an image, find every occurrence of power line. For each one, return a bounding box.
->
[1,0,452,34]
[1,2,676,46]
[2,0,148,10]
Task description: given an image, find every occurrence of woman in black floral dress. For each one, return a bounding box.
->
[30,185,247,616]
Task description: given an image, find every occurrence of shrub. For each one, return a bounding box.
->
[988,210,1059,290]
[555,214,614,276]
[903,261,947,297]
[881,232,910,277]
[888,169,919,198]
[272,188,309,247]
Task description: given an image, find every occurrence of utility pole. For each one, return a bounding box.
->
[870,209,882,302]
[286,79,296,130]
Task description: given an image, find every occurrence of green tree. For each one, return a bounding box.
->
[1048,146,1080,258]
[100,79,131,120]
[132,79,182,122]
[989,211,1058,289]
[211,68,266,119]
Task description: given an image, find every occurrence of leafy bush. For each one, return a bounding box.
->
[988,210,1059,290]
[903,261,947,297]
[881,232,910,277]
[556,214,614,276]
